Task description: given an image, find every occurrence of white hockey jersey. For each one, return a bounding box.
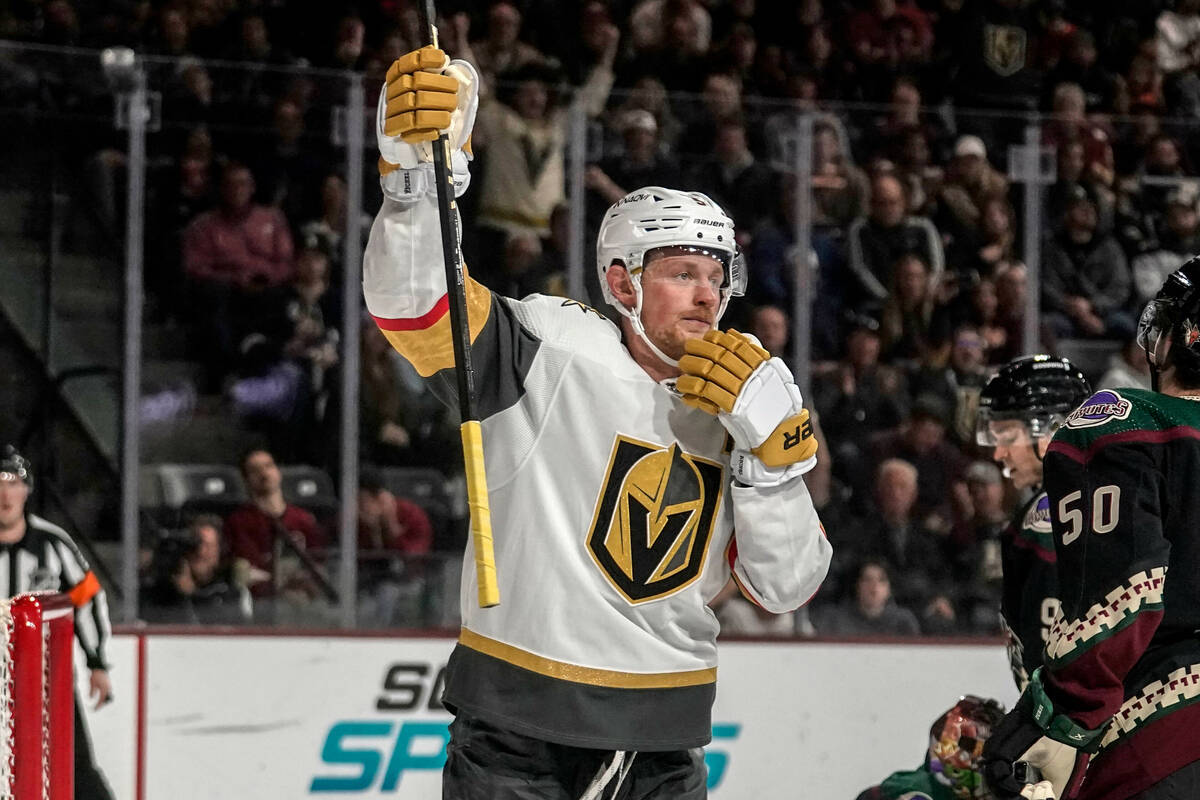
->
[363,193,831,750]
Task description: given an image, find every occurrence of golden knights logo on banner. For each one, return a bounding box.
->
[983,24,1027,77]
[587,436,723,603]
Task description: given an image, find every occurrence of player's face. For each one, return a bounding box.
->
[639,254,723,360]
[0,474,29,528]
[988,420,1044,489]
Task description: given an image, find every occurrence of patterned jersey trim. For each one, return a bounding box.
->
[1045,568,1166,667]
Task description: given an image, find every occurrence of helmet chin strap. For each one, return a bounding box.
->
[624,278,679,368]
[616,272,732,372]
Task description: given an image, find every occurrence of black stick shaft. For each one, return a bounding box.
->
[418,0,476,423]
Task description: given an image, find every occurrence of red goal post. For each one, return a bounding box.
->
[1,593,74,800]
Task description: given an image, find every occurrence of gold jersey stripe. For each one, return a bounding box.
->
[459,628,717,689]
[380,276,492,377]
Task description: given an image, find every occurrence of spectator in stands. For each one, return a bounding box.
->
[812,313,909,488]
[146,6,191,57]
[869,394,969,533]
[1137,134,1192,222]
[225,448,327,604]
[182,161,294,387]
[676,72,743,160]
[936,135,1008,260]
[471,1,547,96]
[845,0,933,101]
[1098,337,1154,392]
[183,161,294,290]
[585,109,682,209]
[251,98,330,224]
[328,14,366,71]
[962,278,1009,363]
[474,40,614,258]
[1042,184,1134,340]
[686,120,776,232]
[626,0,712,91]
[1133,181,1200,306]
[893,126,942,217]
[811,120,870,229]
[1158,0,1200,117]
[953,197,1016,281]
[847,171,945,305]
[907,323,990,443]
[161,59,216,128]
[949,0,1042,116]
[233,246,339,460]
[713,579,798,637]
[356,469,435,626]
[299,172,371,286]
[492,232,553,298]
[815,557,920,638]
[750,304,791,361]
[562,2,621,88]
[144,515,254,624]
[991,260,1028,363]
[360,319,460,473]
[611,76,682,153]
[878,252,953,365]
[1046,30,1118,113]
[949,461,1007,633]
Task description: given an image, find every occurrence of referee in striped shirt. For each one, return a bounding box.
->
[0,445,114,800]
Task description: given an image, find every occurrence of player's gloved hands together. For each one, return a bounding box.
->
[982,671,1095,800]
[1021,781,1058,800]
[677,329,818,487]
[376,45,479,203]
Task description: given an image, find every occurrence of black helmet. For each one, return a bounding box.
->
[976,355,1092,445]
[1138,255,1200,375]
[0,445,32,489]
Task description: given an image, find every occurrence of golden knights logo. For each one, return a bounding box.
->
[983,24,1027,78]
[587,436,723,603]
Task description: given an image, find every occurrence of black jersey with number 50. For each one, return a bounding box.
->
[1041,388,1200,800]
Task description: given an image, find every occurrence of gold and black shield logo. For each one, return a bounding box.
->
[983,24,1027,78]
[587,435,724,603]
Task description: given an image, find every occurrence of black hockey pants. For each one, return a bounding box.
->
[74,695,115,800]
[442,711,707,800]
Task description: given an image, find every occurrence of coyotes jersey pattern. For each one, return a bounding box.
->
[1041,388,1200,799]
[1000,490,1059,690]
[362,194,830,750]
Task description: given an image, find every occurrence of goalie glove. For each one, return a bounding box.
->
[982,669,1099,800]
[376,45,479,203]
[676,329,818,487]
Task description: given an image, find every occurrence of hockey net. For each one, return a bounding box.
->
[0,593,74,800]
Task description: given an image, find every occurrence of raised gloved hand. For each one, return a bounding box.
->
[376,45,479,203]
[982,670,1097,800]
[676,329,817,487]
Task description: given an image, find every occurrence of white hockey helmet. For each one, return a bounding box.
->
[596,187,746,323]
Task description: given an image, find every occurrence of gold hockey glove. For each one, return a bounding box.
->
[677,329,817,486]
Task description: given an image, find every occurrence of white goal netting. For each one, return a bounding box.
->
[0,598,14,800]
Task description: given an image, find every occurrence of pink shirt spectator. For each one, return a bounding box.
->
[182,163,294,289]
[183,204,294,288]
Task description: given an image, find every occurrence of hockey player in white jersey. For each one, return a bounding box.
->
[365,46,831,799]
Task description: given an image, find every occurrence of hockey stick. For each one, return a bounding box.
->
[416,0,499,608]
